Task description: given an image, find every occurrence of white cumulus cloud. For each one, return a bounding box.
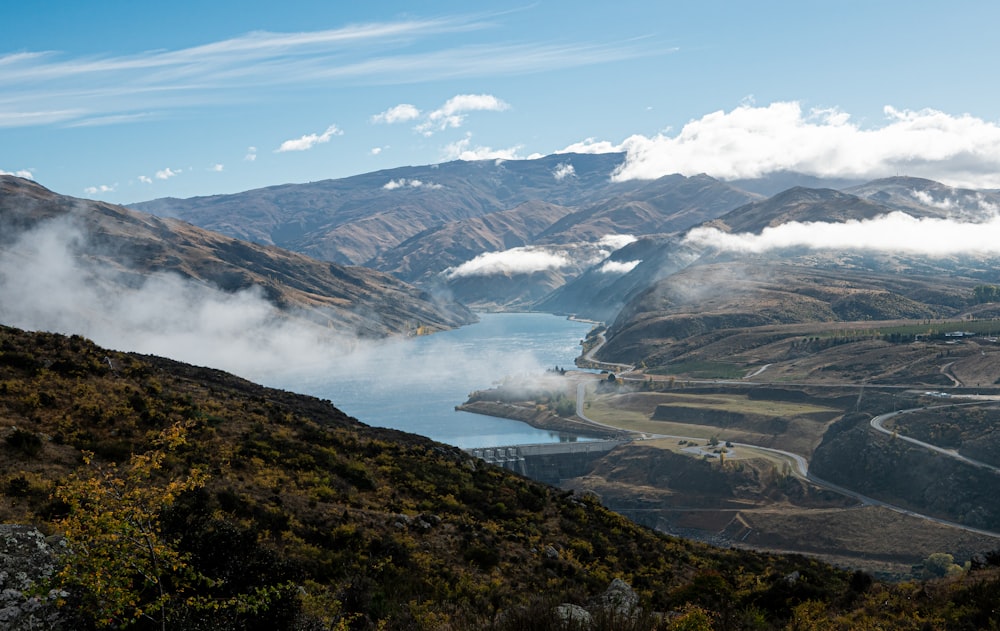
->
[244,146,257,161]
[0,168,34,179]
[417,93,509,135]
[371,103,420,124]
[598,260,641,274]
[909,189,999,215]
[557,138,621,155]
[138,175,153,184]
[210,163,224,172]
[276,124,343,152]
[383,178,443,190]
[446,246,571,278]
[83,184,116,195]
[443,134,528,161]
[155,167,180,180]
[683,211,1000,257]
[564,102,1000,189]
[553,162,576,181]
[597,234,638,250]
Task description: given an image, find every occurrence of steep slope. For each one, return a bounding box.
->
[0,324,859,629]
[600,261,970,364]
[369,200,576,282]
[536,173,759,243]
[5,326,1000,629]
[535,236,702,321]
[131,153,631,265]
[698,186,916,234]
[0,175,474,338]
[846,176,1000,218]
[596,184,1000,365]
[361,171,756,310]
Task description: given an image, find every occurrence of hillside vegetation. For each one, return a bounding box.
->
[3,326,1000,628]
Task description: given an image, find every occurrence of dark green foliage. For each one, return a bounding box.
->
[5,426,42,456]
[5,474,31,496]
[971,284,1000,304]
[159,490,304,631]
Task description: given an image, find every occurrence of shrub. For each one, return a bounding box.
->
[6,427,43,456]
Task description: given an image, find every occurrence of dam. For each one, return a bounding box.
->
[467,439,629,485]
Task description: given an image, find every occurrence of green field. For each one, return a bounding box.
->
[649,360,748,379]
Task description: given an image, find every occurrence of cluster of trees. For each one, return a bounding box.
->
[971,285,1000,304]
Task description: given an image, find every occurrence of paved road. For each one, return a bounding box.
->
[871,403,1000,474]
[579,330,633,373]
[572,380,1000,539]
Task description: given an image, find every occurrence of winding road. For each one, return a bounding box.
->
[870,402,1000,474]
[572,378,1000,539]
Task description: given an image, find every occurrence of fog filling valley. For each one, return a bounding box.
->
[6,199,1000,401]
[0,217,551,392]
[684,210,1000,256]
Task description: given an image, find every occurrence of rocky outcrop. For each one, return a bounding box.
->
[0,525,74,630]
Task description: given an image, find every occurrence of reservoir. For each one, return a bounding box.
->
[272,312,595,448]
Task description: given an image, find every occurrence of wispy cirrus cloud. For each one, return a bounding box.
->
[64,112,157,128]
[276,124,343,152]
[0,14,666,129]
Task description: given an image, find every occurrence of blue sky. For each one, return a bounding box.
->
[4,1,1000,203]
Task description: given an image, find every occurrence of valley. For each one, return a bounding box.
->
[115,163,1000,577]
[6,157,1000,627]
[459,314,1000,578]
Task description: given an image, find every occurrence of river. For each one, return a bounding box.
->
[270,312,596,448]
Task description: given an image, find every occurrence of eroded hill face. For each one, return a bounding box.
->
[596,183,1000,369]
[0,175,475,342]
[130,153,634,265]
[129,156,762,310]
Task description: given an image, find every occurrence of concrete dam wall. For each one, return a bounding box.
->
[468,440,627,485]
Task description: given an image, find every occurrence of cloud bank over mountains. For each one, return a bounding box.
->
[685,211,1000,257]
[445,235,638,279]
[563,102,1000,189]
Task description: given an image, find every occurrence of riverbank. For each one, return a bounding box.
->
[455,399,624,440]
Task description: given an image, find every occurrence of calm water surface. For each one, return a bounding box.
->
[272,312,596,448]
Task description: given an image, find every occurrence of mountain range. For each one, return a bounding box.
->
[130,160,1000,359]
[131,154,759,308]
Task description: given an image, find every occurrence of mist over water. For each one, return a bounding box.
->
[0,217,597,448]
[266,312,597,449]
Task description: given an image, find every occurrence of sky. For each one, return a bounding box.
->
[4,1,1000,204]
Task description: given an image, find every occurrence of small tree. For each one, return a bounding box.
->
[922,552,963,578]
[54,422,208,629]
